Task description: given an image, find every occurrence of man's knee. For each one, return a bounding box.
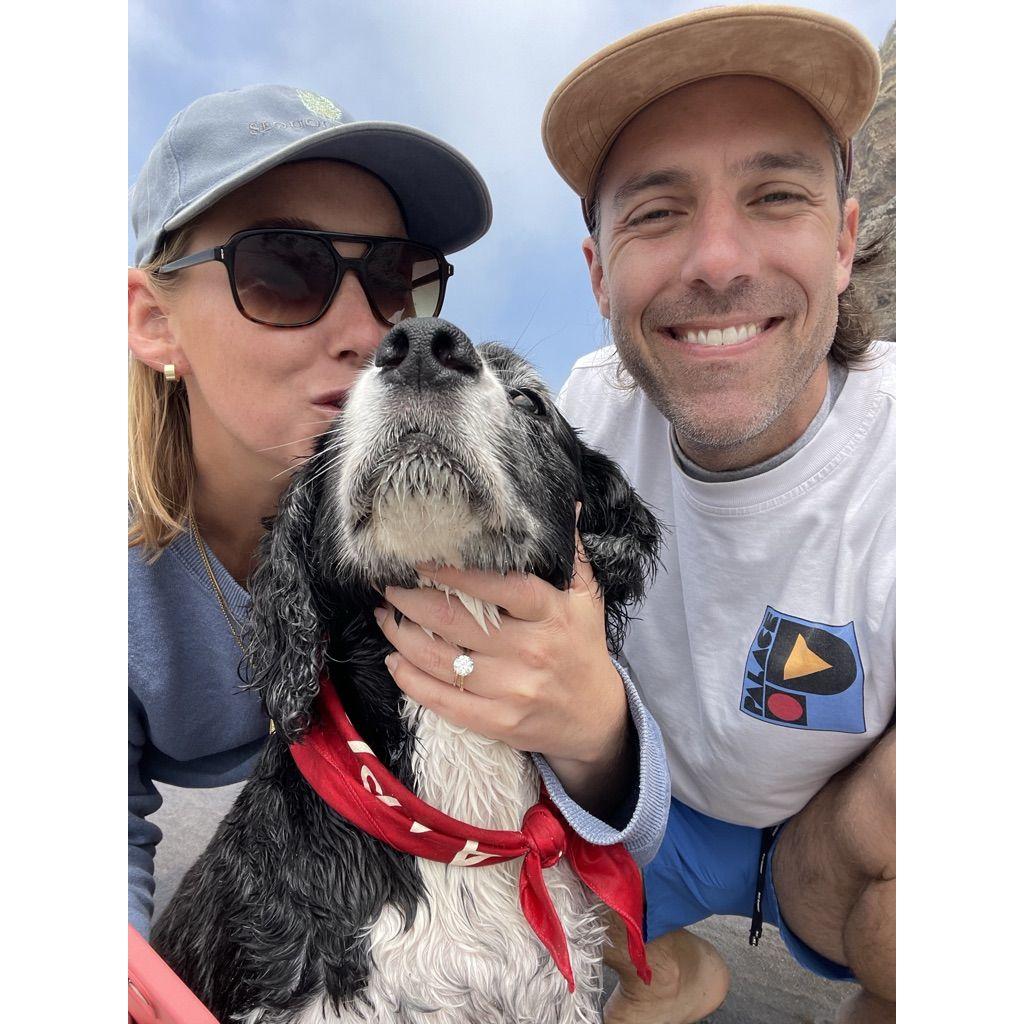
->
[848,728,894,807]
[832,729,895,879]
[774,730,895,972]
[780,730,895,887]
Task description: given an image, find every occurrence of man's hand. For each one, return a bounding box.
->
[372,531,632,818]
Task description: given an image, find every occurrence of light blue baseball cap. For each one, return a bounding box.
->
[130,84,492,267]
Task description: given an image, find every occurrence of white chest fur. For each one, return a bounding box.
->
[277,701,607,1024]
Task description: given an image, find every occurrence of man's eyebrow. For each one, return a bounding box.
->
[611,169,694,212]
[731,151,826,179]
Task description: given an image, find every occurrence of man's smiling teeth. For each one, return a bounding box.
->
[667,320,768,346]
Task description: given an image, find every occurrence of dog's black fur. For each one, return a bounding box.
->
[152,321,660,1023]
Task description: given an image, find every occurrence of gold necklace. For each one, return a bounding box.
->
[188,512,246,655]
[188,512,275,736]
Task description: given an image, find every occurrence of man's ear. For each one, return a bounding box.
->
[582,236,610,319]
[836,197,860,294]
[127,267,192,377]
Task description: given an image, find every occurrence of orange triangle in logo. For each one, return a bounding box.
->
[783,633,832,680]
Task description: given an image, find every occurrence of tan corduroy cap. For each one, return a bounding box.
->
[542,5,881,220]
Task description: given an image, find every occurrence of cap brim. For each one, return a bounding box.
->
[542,4,881,201]
[165,121,492,255]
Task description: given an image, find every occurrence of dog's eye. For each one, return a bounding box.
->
[508,388,546,416]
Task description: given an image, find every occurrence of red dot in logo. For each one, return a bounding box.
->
[767,693,804,722]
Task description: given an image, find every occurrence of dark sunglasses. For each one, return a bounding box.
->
[155,228,454,328]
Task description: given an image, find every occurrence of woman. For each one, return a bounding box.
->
[128,84,492,938]
[128,84,670,946]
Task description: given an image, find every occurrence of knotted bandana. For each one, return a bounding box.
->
[288,676,652,992]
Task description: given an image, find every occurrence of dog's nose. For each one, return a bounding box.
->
[375,317,481,388]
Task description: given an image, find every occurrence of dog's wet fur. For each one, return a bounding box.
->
[152,319,660,1023]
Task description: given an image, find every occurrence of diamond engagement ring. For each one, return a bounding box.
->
[452,653,475,690]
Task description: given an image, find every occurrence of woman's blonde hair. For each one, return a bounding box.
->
[128,226,199,559]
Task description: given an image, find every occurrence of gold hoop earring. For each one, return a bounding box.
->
[163,364,178,383]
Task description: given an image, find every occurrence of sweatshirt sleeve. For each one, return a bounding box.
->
[129,687,163,940]
[530,657,671,867]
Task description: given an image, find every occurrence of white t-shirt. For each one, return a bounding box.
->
[558,342,896,828]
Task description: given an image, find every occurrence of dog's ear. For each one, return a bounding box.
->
[577,440,661,654]
[245,468,329,743]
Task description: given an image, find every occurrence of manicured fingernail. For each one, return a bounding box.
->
[384,653,398,671]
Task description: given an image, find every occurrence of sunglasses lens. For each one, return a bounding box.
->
[364,241,444,325]
[232,233,336,326]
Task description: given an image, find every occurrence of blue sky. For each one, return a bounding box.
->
[129,0,894,392]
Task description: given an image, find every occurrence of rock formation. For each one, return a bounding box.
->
[851,23,896,340]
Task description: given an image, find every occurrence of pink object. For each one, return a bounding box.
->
[128,924,218,1024]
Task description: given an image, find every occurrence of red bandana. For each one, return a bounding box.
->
[288,676,652,992]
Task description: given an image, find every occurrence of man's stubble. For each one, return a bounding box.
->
[609,282,839,461]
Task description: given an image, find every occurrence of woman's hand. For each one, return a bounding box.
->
[373,532,631,815]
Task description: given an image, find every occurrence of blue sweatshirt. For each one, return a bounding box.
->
[128,529,671,938]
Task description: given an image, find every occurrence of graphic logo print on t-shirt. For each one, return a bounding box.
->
[740,607,865,733]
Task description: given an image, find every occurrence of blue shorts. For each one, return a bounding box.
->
[644,798,855,982]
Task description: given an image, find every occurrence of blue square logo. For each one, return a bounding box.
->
[740,607,865,734]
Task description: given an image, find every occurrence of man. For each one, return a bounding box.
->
[541,6,895,1023]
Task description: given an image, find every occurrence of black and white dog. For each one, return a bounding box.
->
[152,319,660,1023]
